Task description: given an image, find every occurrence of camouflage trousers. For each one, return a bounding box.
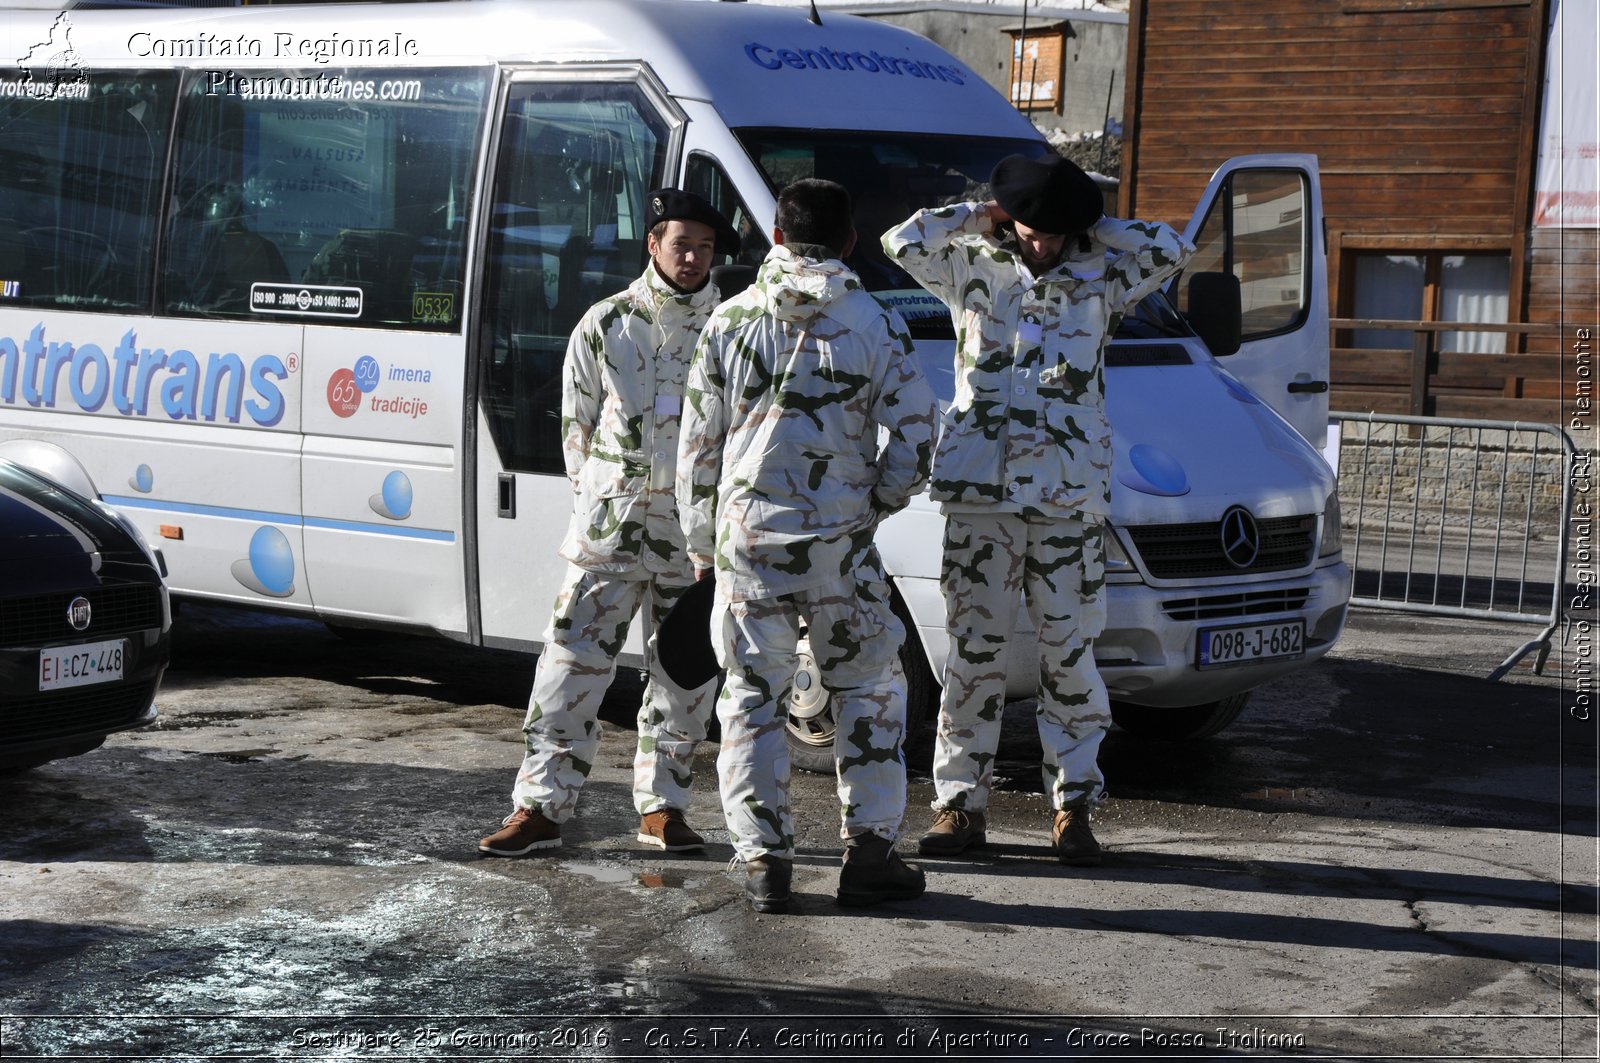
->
[933,511,1109,812]
[511,565,715,823]
[713,554,909,861]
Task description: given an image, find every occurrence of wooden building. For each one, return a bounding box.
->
[1120,0,1596,431]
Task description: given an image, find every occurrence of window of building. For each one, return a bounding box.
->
[1346,252,1510,354]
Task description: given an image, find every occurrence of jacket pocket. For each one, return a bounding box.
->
[563,455,647,566]
[1039,401,1111,510]
[929,409,1005,504]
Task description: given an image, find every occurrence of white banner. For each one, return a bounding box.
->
[1534,0,1600,227]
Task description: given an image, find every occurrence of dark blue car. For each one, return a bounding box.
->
[0,457,171,771]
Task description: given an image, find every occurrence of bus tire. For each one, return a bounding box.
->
[784,591,937,776]
[1109,692,1252,741]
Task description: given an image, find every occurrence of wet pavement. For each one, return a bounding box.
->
[0,603,1595,1060]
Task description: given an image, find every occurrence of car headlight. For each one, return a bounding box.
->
[94,499,164,574]
[1319,490,1342,557]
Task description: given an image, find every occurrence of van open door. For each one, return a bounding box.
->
[1178,154,1330,448]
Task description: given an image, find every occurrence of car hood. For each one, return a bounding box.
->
[0,460,128,566]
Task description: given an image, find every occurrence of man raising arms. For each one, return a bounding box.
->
[884,155,1194,865]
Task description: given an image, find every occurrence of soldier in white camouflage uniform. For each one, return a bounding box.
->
[883,154,1194,865]
[677,179,938,912]
[479,190,741,858]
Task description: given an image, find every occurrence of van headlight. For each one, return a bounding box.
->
[1318,491,1342,557]
[1104,525,1135,572]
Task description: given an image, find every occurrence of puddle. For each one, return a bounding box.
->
[561,862,694,891]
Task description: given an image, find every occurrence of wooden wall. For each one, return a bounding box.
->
[1121,0,1597,431]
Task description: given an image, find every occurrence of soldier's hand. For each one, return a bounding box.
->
[694,566,712,582]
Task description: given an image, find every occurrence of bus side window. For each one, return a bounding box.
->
[479,80,672,476]
[0,74,176,312]
[160,68,487,329]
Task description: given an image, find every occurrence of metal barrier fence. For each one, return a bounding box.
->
[1330,411,1577,680]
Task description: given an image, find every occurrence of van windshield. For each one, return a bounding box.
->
[735,129,1048,338]
[735,129,1189,351]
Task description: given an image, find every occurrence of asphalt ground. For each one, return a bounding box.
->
[1,601,1595,1061]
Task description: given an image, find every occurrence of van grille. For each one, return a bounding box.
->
[1126,515,1316,579]
[1162,589,1311,621]
[0,584,163,646]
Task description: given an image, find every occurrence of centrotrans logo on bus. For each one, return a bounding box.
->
[0,324,289,427]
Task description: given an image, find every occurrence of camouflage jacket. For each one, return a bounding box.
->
[677,246,938,602]
[558,261,720,577]
[882,204,1194,518]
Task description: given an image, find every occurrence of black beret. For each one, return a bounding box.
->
[646,188,741,257]
[990,154,1104,236]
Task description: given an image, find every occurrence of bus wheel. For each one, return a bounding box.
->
[1109,692,1252,741]
[783,595,937,776]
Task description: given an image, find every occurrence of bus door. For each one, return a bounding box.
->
[472,66,684,649]
[1179,154,1331,448]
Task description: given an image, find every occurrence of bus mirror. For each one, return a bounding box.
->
[1185,271,1242,357]
[711,263,756,299]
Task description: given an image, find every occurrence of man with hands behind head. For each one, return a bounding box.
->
[883,154,1194,866]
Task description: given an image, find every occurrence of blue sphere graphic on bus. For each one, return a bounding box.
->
[129,464,154,493]
[369,470,413,520]
[229,525,296,598]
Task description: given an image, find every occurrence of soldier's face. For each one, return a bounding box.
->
[1012,221,1067,273]
[649,219,718,291]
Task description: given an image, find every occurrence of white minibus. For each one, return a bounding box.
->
[0,0,1350,769]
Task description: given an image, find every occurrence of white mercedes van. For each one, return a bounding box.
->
[0,0,1348,768]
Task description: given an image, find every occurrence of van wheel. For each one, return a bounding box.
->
[1110,692,1252,741]
[784,595,937,775]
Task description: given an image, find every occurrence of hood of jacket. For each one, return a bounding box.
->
[749,244,865,326]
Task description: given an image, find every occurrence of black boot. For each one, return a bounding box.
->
[744,855,793,913]
[837,833,927,907]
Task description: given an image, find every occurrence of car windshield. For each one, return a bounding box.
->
[734,128,1193,351]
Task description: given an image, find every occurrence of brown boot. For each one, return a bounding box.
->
[478,807,561,856]
[637,809,705,852]
[917,808,987,856]
[1051,806,1102,866]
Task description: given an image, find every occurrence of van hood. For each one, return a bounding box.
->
[1105,355,1334,525]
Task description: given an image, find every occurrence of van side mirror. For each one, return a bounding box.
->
[1184,271,1242,357]
[711,264,757,300]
